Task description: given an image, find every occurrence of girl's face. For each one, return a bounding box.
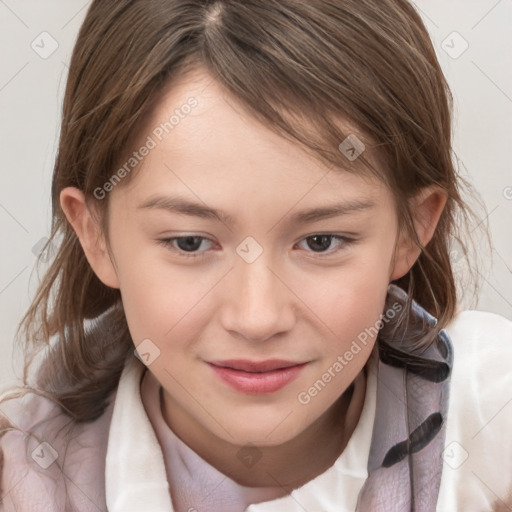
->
[74,68,424,447]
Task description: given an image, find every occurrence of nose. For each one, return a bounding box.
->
[220,253,296,342]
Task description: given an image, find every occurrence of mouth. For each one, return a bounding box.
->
[206,359,309,394]
[209,359,307,372]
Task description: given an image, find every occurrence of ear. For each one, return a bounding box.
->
[60,187,120,289]
[390,186,448,281]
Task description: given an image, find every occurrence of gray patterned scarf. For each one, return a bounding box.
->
[356,284,453,511]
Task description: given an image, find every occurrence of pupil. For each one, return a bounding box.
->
[308,235,331,252]
[178,236,201,251]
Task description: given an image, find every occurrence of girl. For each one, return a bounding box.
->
[1,0,511,510]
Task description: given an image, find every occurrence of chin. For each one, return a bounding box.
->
[213,414,306,447]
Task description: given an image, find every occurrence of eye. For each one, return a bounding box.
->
[296,234,355,256]
[157,235,215,257]
[157,233,356,259]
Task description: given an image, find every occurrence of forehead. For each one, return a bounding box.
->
[113,67,392,214]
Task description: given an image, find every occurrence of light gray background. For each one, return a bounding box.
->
[1,0,511,390]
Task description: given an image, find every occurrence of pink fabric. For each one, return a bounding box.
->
[140,368,291,512]
[0,387,114,511]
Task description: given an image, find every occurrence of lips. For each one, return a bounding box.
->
[207,359,309,394]
[209,359,305,372]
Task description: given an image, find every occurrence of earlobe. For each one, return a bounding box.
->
[390,186,448,281]
[59,187,120,289]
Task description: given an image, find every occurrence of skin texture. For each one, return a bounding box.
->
[60,67,446,493]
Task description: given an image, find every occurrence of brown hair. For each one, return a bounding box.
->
[2,0,481,423]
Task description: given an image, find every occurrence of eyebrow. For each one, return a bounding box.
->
[138,195,375,226]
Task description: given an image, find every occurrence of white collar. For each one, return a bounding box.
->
[105,356,173,512]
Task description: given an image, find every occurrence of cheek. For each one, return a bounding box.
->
[294,254,392,338]
[113,246,213,346]
[320,286,387,353]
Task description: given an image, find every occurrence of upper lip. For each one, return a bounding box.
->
[208,359,307,373]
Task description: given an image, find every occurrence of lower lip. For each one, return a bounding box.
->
[208,363,307,395]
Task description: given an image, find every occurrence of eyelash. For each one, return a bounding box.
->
[156,234,356,259]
